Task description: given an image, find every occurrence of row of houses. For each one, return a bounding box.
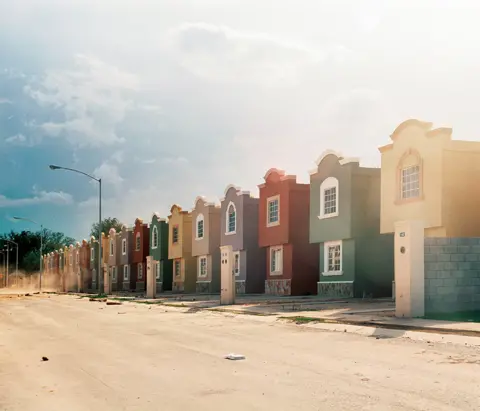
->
[42,119,480,298]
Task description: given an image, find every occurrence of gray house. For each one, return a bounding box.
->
[309,150,394,298]
[220,184,265,294]
[118,225,133,291]
[191,196,221,293]
[107,228,121,292]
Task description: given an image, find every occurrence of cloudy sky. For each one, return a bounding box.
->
[1,0,480,240]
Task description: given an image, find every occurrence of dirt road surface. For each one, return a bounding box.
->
[0,294,479,410]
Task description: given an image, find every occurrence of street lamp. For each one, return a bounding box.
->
[3,245,12,288]
[0,250,5,288]
[2,239,18,287]
[49,164,102,293]
[12,217,43,290]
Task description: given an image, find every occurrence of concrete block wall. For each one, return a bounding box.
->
[424,237,480,314]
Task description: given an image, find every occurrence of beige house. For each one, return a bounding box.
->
[168,204,197,293]
[379,119,480,237]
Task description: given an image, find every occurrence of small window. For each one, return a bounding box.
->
[319,177,339,219]
[156,262,161,280]
[175,260,181,277]
[152,226,158,249]
[135,232,141,251]
[226,202,236,234]
[90,248,94,261]
[199,256,208,277]
[75,253,79,264]
[112,267,117,281]
[196,214,204,239]
[172,226,179,244]
[69,255,73,266]
[233,252,240,276]
[110,239,114,256]
[324,241,342,275]
[122,238,126,255]
[401,165,420,199]
[123,265,129,281]
[270,246,283,274]
[138,263,143,280]
[92,269,96,282]
[267,196,280,226]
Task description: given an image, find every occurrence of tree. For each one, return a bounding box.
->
[0,229,75,273]
[89,217,123,238]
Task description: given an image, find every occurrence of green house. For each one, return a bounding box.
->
[150,213,173,293]
[309,151,394,298]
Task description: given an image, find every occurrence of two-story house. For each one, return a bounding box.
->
[380,119,480,237]
[132,218,150,292]
[101,232,109,291]
[58,248,65,292]
[150,213,173,293]
[258,168,319,296]
[220,184,265,294]
[89,236,99,292]
[119,225,133,292]
[108,228,122,292]
[79,240,91,292]
[309,151,394,298]
[168,204,196,293]
[191,197,221,293]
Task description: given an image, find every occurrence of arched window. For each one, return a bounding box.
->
[319,177,339,219]
[397,149,423,202]
[152,226,158,249]
[196,214,204,239]
[226,202,236,234]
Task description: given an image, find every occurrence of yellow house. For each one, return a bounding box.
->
[379,119,480,237]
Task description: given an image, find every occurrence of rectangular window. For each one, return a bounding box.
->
[270,246,283,274]
[90,248,94,261]
[156,262,161,280]
[401,165,420,199]
[233,252,240,276]
[69,255,73,266]
[92,269,96,282]
[267,196,280,226]
[175,260,181,277]
[138,263,143,280]
[75,253,79,264]
[323,187,337,215]
[199,256,208,277]
[136,234,141,251]
[110,240,114,256]
[324,241,342,274]
[197,220,204,239]
[123,265,129,281]
[122,239,126,255]
[172,226,179,244]
[112,267,117,281]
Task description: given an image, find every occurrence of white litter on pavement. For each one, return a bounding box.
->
[224,353,245,360]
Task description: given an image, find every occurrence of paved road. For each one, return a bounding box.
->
[0,295,479,410]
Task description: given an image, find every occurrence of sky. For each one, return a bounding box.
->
[1,0,480,240]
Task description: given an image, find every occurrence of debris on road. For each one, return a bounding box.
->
[224,353,245,361]
[41,357,49,362]
[89,298,107,302]
[118,312,126,315]
[106,301,122,306]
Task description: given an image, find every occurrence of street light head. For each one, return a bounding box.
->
[49,164,61,170]
[12,216,21,220]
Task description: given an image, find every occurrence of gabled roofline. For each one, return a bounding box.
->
[151,212,167,223]
[390,119,433,141]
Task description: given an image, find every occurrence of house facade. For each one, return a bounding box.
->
[150,213,173,293]
[168,204,196,293]
[380,119,480,237]
[132,218,150,292]
[220,184,265,294]
[79,240,91,292]
[89,236,100,291]
[119,225,133,291]
[108,228,121,292]
[101,233,109,290]
[258,168,319,296]
[191,197,221,293]
[309,151,394,298]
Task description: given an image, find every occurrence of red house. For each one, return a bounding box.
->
[132,218,150,292]
[258,168,319,296]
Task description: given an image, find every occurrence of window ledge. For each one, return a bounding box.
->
[267,221,280,228]
[225,231,236,236]
[151,246,158,250]
[318,213,339,220]
[394,195,424,205]
[270,271,283,276]
[321,271,344,276]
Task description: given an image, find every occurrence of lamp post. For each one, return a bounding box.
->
[3,240,18,287]
[3,246,11,288]
[0,250,5,288]
[12,217,43,290]
[49,165,102,293]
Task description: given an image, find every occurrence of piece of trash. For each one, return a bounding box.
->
[224,353,245,361]
[106,301,122,306]
[25,293,31,297]
[118,312,126,315]
[42,357,49,362]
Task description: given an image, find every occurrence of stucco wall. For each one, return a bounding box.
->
[425,237,480,314]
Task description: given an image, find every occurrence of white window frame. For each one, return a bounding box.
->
[90,247,94,261]
[198,256,208,277]
[196,214,204,240]
[110,239,114,256]
[135,232,141,251]
[226,202,237,235]
[270,246,283,275]
[401,165,420,200]
[172,226,179,244]
[174,260,181,277]
[152,226,158,249]
[122,238,127,255]
[319,177,339,219]
[138,263,143,280]
[156,261,161,280]
[112,267,117,281]
[266,195,280,227]
[123,265,129,281]
[233,251,240,276]
[323,240,343,276]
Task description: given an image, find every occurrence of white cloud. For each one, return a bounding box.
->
[24,54,139,147]
[0,97,11,104]
[92,161,124,188]
[4,133,34,147]
[160,156,189,166]
[0,189,73,208]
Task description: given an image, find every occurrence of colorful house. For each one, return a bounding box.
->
[89,236,99,291]
[220,184,265,294]
[108,228,121,292]
[168,204,196,293]
[132,218,149,292]
[58,249,65,291]
[191,197,221,293]
[119,225,133,291]
[379,119,480,237]
[150,213,173,293]
[309,151,394,298]
[258,168,319,296]
[101,232,109,290]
